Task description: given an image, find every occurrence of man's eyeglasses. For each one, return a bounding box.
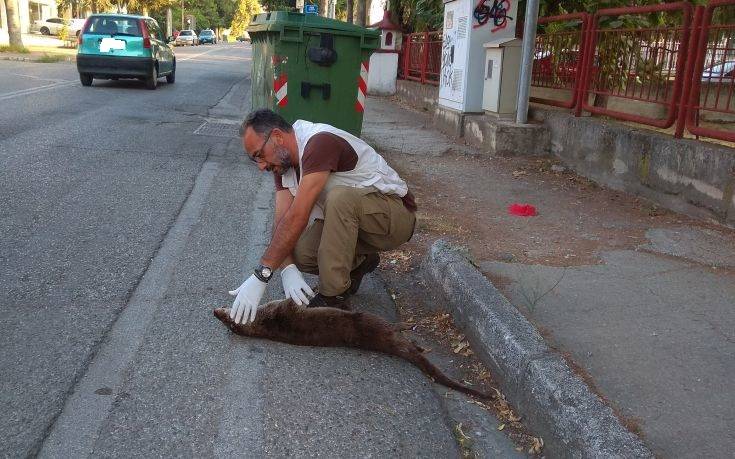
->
[249,129,273,163]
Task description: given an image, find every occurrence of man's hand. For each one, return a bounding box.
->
[281,264,314,306]
[228,274,267,324]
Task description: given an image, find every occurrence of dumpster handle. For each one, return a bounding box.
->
[301,82,331,100]
[280,25,303,43]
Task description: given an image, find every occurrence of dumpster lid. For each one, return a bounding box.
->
[249,11,381,37]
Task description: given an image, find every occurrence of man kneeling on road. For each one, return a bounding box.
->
[229,109,417,324]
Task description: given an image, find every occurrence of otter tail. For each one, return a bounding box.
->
[399,343,492,399]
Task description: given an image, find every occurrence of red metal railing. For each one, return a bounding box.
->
[400,31,442,85]
[531,13,591,109]
[579,2,693,129]
[681,0,735,141]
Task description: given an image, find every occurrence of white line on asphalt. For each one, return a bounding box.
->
[0,80,77,101]
[38,150,223,459]
[178,46,222,61]
[8,72,68,83]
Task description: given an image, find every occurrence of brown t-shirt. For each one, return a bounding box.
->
[274,132,357,191]
[274,132,417,212]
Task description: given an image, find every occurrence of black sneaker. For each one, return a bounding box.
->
[348,253,380,295]
[307,292,351,310]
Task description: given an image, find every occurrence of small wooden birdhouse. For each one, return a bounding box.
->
[369,10,402,52]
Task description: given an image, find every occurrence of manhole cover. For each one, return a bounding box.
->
[194,121,239,138]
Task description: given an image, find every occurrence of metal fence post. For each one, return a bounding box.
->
[403,35,411,80]
[676,6,704,138]
[421,31,430,84]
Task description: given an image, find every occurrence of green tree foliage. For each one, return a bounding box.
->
[390,0,441,32]
[388,0,735,34]
[230,0,262,37]
[259,0,291,11]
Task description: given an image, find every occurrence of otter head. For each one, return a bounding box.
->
[212,307,259,336]
[213,299,296,337]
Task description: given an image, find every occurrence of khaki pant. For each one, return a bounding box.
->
[293,186,416,296]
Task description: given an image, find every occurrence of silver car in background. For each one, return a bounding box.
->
[174,30,198,46]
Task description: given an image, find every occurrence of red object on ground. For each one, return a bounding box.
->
[508,204,537,217]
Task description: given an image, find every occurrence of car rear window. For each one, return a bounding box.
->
[84,16,142,36]
[201,30,213,35]
[180,30,193,36]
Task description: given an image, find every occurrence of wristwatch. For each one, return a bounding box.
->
[254,264,273,283]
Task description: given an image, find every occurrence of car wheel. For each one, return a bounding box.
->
[166,61,176,84]
[79,73,93,86]
[40,27,50,35]
[146,65,158,90]
[76,30,80,37]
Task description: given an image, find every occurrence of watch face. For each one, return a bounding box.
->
[262,267,272,278]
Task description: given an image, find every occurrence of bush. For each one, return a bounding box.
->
[58,23,69,42]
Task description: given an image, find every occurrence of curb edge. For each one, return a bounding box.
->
[423,239,653,458]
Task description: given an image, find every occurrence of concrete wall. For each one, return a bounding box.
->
[398,80,551,157]
[532,108,735,226]
[395,79,735,226]
[396,79,438,113]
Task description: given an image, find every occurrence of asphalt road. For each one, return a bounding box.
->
[0,44,519,457]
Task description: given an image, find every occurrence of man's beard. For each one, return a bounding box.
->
[273,146,293,172]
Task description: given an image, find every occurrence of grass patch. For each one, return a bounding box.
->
[0,44,30,53]
[36,53,64,63]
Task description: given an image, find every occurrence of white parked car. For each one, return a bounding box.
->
[32,17,85,36]
[174,29,199,46]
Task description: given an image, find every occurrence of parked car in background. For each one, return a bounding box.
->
[76,14,176,90]
[199,29,216,44]
[236,33,250,42]
[174,29,198,46]
[32,17,85,36]
[701,61,735,84]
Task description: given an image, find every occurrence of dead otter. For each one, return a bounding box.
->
[213,299,490,399]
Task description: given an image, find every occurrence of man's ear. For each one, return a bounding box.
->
[272,129,283,145]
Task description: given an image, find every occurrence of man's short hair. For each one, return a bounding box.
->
[240,109,293,136]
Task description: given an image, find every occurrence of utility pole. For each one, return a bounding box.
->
[166,7,172,37]
[516,0,539,124]
[181,0,184,30]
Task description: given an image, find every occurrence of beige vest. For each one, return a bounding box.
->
[280,120,408,222]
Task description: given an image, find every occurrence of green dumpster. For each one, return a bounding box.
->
[248,12,380,136]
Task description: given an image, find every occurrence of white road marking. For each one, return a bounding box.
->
[8,72,68,83]
[0,80,77,101]
[39,154,224,459]
[177,46,222,61]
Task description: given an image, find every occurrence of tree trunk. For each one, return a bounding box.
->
[346,0,353,23]
[318,0,327,17]
[4,0,24,47]
[355,0,365,26]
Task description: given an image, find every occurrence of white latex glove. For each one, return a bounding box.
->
[228,274,267,324]
[281,264,315,306]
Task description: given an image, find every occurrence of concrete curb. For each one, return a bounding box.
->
[423,239,653,458]
[1,54,76,63]
[1,56,32,62]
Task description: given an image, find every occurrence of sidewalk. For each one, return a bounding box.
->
[364,96,735,457]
